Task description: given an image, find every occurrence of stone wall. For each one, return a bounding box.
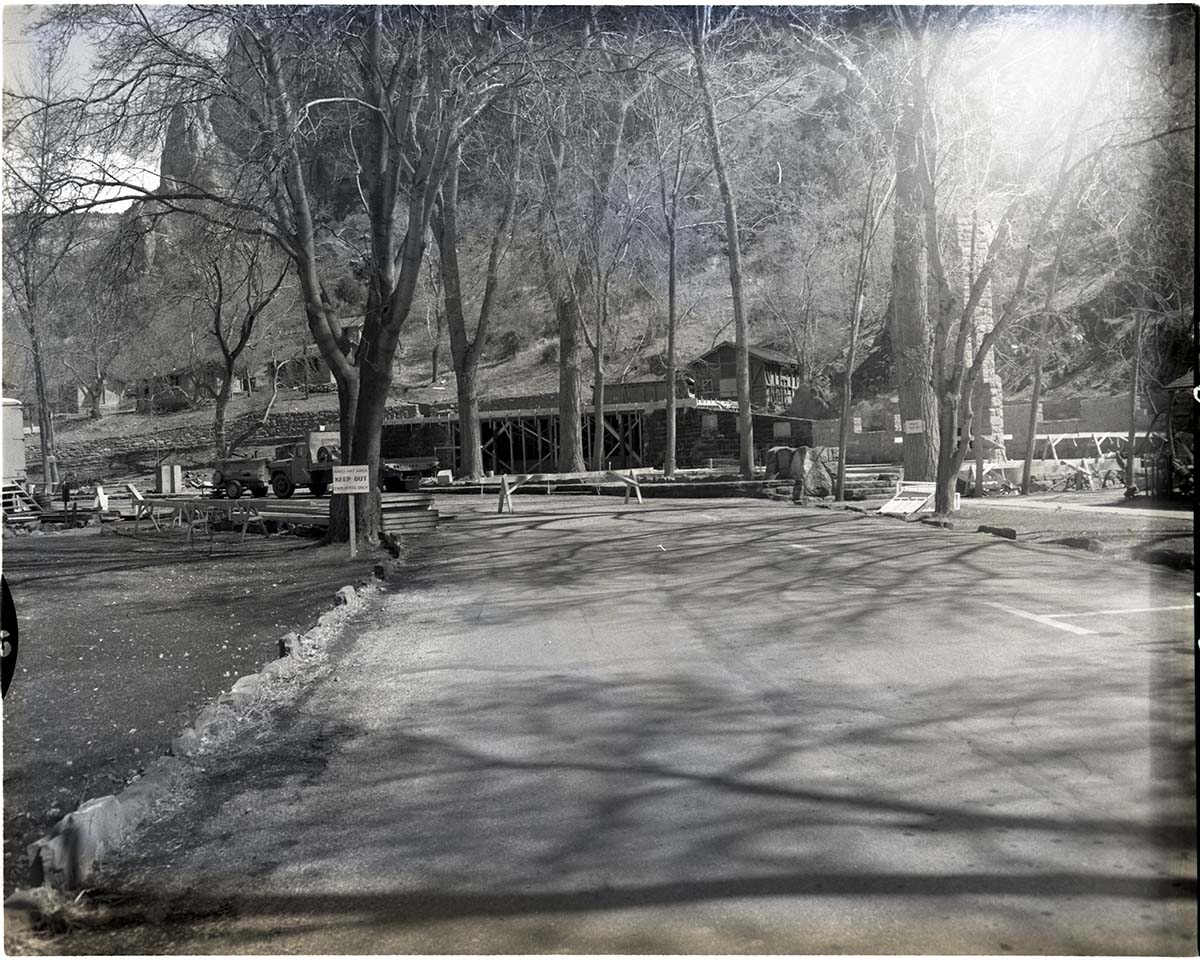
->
[643,409,813,469]
[811,421,904,464]
[956,215,1006,458]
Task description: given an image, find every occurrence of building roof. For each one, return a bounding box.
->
[692,341,798,368]
[1164,369,1194,392]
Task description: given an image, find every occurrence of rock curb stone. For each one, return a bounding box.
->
[976,525,1017,540]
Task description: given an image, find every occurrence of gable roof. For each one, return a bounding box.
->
[691,341,799,368]
[1164,369,1194,391]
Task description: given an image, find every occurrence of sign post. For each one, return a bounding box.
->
[332,465,371,558]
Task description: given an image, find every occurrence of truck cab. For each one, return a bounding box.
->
[268,430,340,498]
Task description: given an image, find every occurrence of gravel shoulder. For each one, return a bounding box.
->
[931,493,1192,562]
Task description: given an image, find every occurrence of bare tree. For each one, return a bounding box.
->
[2,42,92,485]
[692,8,753,478]
[648,85,705,477]
[534,14,642,473]
[31,7,530,540]
[433,109,521,481]
[836,167,894,500]
[195,233,290,458]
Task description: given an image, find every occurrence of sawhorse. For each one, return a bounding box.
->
[497,470,644,513]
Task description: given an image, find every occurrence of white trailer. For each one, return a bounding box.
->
[2,398,26,487]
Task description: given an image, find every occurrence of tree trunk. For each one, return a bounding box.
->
[213,374,233,458]
[1021,323,1045,495]
[29,319,59,486]
[591,338,605,471]
[894,83,939,483]
[664,220,678,478]
[349,362,388,545]
[1021,222,1069,495]
[557,296,587,473]
[326,371,359,541]
[934,393,960,513]
[89,371,104,420]
[835,289,864,502]
[973,375,985,497]
[456,368,483,480]
[1126,313,1142,492]
[435,127,517,483]
[693,17,753,478]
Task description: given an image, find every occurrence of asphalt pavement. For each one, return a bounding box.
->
[30,496,1196,954]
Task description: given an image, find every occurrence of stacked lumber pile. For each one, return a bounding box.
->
[110,491,439,535]
[380,492,438,535]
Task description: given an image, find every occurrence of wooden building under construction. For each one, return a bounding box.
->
[688,342,802,412]
[381,394,815,478]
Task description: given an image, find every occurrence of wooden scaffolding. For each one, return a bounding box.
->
[385,404,651,477]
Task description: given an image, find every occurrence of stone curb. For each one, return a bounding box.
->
[889,509,1194,570]
[16,568,388,897]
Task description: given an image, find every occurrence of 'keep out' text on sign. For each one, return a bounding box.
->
[332,465,371,494]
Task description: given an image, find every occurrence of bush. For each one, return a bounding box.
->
[490,330,524,361]
[540,340,559,364]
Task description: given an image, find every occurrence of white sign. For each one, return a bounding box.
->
[903,419,926,434]
[852,416,863,434]
[332,465,371,494]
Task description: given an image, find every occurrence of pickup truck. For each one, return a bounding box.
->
[211,457,270,499]
[380,457,439,492]
[268,430,340,498]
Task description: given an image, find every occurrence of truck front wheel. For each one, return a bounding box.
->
[272,473,294,499]
[309,480,328,498]
[225,480,243,500]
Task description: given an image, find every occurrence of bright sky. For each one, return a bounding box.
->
[3,4,158,210]
[2,4,95,92]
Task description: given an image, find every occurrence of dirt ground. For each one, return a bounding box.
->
[1,526,378,895]
[931,494,1193,562]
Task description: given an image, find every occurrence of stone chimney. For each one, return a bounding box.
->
[958,215,1006,459]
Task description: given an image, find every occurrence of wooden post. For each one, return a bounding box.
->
[348,493,357,558]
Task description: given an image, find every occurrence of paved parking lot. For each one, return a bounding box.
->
[22,497,1197,954]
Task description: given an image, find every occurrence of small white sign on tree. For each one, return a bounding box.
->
[332,465,371,493]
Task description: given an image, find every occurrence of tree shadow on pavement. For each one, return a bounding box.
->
[47,657,1196,954]
[26,500,1195,955]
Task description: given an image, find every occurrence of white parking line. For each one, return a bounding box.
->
[1044,605,1192,618]
[788,543,820,554]
[984,602,1094,636]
